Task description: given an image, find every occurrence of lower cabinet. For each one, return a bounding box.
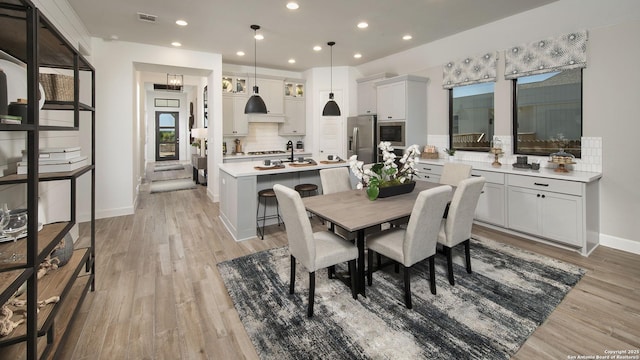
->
[507,174,584,247]
[414,163,442,183]
[472,169,506,227]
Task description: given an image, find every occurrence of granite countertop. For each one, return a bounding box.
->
[219,158,348,177]
[416,158,602,183]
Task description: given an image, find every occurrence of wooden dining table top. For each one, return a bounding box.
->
[302,181,451,232]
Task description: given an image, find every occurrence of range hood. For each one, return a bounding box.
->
[248,113,285,123]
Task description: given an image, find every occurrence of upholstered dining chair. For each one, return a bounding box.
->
[366,185,452,309]
[319,167,352,194]
[273,184,358,317]
[439,162,472,186]
[437,176,485,286]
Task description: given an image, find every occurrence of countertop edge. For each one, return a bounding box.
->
[219,160,348,177]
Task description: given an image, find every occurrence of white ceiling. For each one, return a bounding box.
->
[67,0,558,72]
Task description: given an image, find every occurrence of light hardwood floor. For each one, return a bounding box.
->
[57,174,639,359]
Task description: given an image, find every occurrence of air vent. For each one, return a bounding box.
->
[137,12,157,23]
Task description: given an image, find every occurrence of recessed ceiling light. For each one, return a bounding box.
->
[313,45,322,51]
[402,34,413,40]
[176,19,188,26]
[171,42,182,47]
[254,34,264,40]
[357,22,368,29]
[286,2,299,10]
[354,53,362,59]
[288,59,296,64]
[237,51,245,56]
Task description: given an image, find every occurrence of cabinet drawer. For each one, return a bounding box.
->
[415,173,440,183]
[471,169,504,184]
[415,164,442,175]
[507,174,583,196]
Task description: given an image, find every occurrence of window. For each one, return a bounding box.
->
[449,82,494,152]
[513,68,582,157]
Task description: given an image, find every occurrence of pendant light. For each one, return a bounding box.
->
[322,41,341,116]
[245,24,268,114]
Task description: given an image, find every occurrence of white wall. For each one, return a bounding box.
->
[355,0,640,248]
[90,38,220,218]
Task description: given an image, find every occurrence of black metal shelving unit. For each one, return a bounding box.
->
[0,0,95,358]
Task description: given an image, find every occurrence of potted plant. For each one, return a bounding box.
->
[191,141,201,155]
[444,148,456,161]
[349,142,420,200]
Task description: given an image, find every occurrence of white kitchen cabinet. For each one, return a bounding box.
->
[284,81,304,98]
[223,94,249,136]
[222,75,248,94]
[279,97,306,135]
[472,170,506,227]
[250,77,284,115]
[377,82,406,120]
[356,73,395,115]
[414,163,442,183]
[507,174,584,247]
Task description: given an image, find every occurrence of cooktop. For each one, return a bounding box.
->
[246,150,287,155]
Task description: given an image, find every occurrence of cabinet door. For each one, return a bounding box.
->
[255,78,284,114]
[223,95,249,136]
[507,186,541,236]
[377,82,405,120]
[280,98,305,135]
[475,182,506,226]
[540,192,583,246]
[357,79,377,115]
[223,96,235,136]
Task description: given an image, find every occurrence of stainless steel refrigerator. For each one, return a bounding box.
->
[347,115,377,163]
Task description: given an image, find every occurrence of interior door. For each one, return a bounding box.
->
[156,111,179,161]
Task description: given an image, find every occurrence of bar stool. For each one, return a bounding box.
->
[295,183,318,218]
[256,188,283,240]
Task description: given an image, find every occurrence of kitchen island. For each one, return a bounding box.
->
[219,159,348,241]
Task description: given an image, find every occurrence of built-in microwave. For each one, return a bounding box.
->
[377,121,405,147]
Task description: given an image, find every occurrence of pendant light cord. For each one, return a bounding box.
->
[254,28,257,92]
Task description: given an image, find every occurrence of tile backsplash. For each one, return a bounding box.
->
[223,122,303,153]
[425,135,602,173]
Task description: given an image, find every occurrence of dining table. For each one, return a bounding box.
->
[302,180,452,296]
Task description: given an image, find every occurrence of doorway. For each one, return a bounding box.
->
[156,111,179,161]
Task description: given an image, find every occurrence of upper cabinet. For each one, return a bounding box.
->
[250,77,284,115]
[356,73,395,115]
[284,81,304,98]
[222,75,247,95]
[377,81,406,120]
[223,94,249,136]
[279,97,305,135]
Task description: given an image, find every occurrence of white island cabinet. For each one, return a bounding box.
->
[416,158,601,256]
[219,161,348,241]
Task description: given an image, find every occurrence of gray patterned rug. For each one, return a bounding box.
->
[218,235,584,359]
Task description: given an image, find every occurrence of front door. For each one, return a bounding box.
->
[156,111,179,161]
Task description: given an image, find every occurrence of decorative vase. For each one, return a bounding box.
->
[375,181,416,199]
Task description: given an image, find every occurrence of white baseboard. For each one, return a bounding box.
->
[207,188,218,203]
[600,233,640,255]
[96,206,134,220]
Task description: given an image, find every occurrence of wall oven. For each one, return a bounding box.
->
[377,121,405,147]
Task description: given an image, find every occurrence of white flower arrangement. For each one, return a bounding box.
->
[348,142,420,196]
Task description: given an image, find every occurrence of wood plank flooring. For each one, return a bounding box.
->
[56,170,639,359]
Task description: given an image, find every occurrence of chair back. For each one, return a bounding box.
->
[442,176,485,246]
[319,167,352,194]
[273,184,316,270]
[440,163,472,186]
[403,185,452,266]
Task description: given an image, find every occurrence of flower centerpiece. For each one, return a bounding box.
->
[349,142,421,200]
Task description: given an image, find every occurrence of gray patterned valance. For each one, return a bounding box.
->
[442,52,497,89]
[505,31,587,79]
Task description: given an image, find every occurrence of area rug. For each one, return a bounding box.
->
[218,235,584,360]
[149,178,196,193]
[154,164,186,172]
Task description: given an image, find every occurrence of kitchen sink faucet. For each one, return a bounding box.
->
[287,140,294,162]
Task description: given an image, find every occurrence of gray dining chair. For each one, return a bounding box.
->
[366,185,452,309]
[273,184,358,317]
[439,162,472,186]
[437,176,485,285]
[319,167,352,194]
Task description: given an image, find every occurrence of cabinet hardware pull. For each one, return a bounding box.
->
[534,182,549,187]
[541,195,546,198]
[471,174,480,177]
[537,194,541,197]
[423,167,431,171]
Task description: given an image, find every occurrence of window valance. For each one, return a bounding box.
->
[505,31,587,79]
[442,52,497,89]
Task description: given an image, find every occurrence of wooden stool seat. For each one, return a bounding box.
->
[258,189,277,197]
[294,183,318,193]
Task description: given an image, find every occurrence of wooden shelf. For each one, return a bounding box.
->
[0,268,33,306]
[42,101,94,112]
[0,275,91,360]
[0,222,72,272]
[0,248,90,346]
[0,165,93,185]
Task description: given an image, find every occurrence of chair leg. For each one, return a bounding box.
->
[348,260,357,300]
[262,197,268,239]
[307,272,315,317]
[367,249,374,286]
[428,255,436,295]
[395,263,400,273]
[403,266,412,309]
[376,254,382,269]
[464,239,472,274]
[289,255,296,294]
[328,265,335,279]
[444,246,455,285]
